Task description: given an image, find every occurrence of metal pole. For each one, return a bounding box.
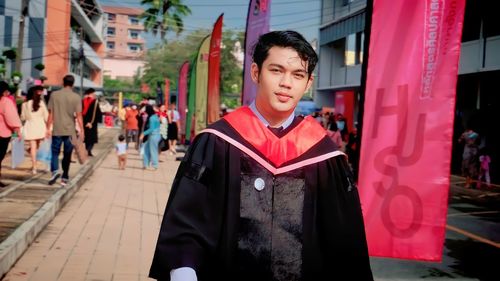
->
[15,0,29,73]
[79,27,84,97]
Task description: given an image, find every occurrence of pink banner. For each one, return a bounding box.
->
[241,0,271,106]
[358,0,465,261]
[178,61,189,139]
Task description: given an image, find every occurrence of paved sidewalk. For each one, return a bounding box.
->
[1,145,179,281]
[0,128,119,279]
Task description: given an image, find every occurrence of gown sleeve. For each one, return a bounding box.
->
[149,132,227,281]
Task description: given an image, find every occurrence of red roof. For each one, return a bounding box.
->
[102,5,144,16]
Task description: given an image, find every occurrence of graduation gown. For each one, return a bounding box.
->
[82,99,102,146]
[150,107,373,281]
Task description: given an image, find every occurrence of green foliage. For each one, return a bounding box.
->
[140,0,191,39]
[34,63,45,71]
[141,28,244,109]
[142,29,211,92]
[103,76,144,103]
[220,30,244,99]
[2,48,16,60]
[11,71,22,79]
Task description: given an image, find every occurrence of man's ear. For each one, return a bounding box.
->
[250,63,260,83]
[304,75,314,92]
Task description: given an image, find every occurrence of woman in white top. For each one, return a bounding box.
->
[21,86,48,174]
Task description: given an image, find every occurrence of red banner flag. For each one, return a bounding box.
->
[207,14,223,124]
[358,0,466,261]
[178,61,189,141]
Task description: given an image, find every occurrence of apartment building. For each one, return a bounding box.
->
[102,6,145,81]
[0,0,105,91]
[318,0,500,181]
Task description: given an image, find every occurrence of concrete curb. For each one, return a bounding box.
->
[0,131,117,277]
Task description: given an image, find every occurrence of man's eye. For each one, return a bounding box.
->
[270,68,281,73]
[294,73,305,79]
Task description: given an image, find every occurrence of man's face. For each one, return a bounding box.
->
[251,46,313,117]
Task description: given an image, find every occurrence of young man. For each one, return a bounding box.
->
[150,31,373,281]
[46,75,84,186]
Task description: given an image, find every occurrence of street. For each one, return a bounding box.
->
[1,147,499,281]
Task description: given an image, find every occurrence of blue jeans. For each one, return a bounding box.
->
[51,136,73,179]
[143,133,161,168]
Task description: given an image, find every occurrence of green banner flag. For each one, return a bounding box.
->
[195,35,211,135]
[185,56,197,141]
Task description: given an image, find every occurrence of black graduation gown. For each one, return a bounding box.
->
[83,99,102,146]
[149,115,373,281]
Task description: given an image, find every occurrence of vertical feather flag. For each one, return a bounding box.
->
[177,61,189,142]
[358,0,466,261]
[186,57,197,142]
[194,35,211,135]
[207,14,224,125]
[241,0,271,106]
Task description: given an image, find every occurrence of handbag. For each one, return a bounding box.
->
[36,139,52,166]
[71,134,88,164]
[10,138,25,168]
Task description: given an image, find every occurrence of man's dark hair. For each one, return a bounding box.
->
[0,81,10,95]
[118,134,125,142]
[252,30,318,78]
[84,88,96,95]
[63,75,75,87]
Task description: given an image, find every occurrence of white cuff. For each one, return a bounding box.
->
[170,267,197,281]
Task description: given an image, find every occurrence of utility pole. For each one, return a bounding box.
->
[15,0,29,73]
[79,27,84,97]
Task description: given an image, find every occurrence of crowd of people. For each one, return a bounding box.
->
[0,75,104,187]
[309,111,361,179]
[118,100,180,170]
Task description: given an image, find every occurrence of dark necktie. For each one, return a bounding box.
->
[268,126,284,136]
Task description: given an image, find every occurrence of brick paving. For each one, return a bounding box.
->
[1,142,179,281]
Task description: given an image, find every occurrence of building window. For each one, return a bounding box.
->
[107,27,115,37]
[129,16,139,25]
[107,13,116,22]
[345,33,356,66]
[128,43,142,53]
[129,29,141,39]
[356,32,364,64]
[107,42,115,50]
[344,32,364,66]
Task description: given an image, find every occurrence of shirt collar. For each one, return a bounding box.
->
[249,101,295,129]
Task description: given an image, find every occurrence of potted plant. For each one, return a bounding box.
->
[2,48,16,61]
[34,63,45,71]
[11,71,22,84]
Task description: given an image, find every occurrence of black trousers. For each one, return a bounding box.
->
[0,136,11,176]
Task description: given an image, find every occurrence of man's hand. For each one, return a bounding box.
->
[46,128,52,138]
[85,123,92,129]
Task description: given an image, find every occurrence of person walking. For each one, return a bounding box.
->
[82,88,102,157]
[139,105,161,170]
[125,104,139,147]
[0,81,22,188]
[458,127,479,188]
[167,102,180,155]
[21,85,48,174]
[45,75,84,186]
[149,30,372,281]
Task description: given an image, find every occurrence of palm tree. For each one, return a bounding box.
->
[140,0,191,39]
